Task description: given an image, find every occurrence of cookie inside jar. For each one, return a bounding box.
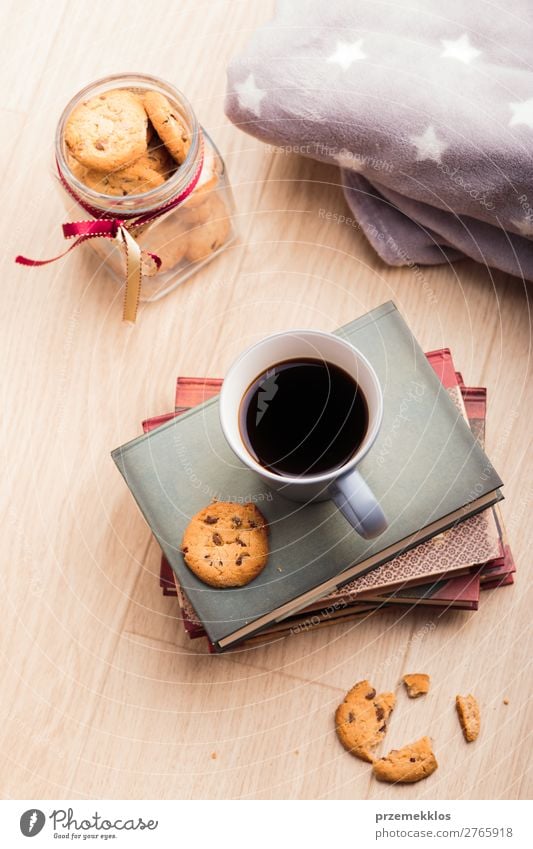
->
[56,74,236,301]
[137,145,232,279]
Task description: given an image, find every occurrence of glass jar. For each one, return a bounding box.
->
[54,73,236,301]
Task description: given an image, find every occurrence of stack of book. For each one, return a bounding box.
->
[113,303,515,652]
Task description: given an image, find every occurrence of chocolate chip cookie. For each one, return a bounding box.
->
[143,141,177,179]
[143,91,191,164]
[81,160,165,196]
[181,502,269,588]
[146,214,189,272]
[183,192,227,227]
[185,212,231,262]
[65,88,148,171]
[335,680,396,762]
[373,736,438,783]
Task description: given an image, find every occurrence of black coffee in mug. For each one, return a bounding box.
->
[239,358,368,477]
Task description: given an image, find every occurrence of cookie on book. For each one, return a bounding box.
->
[335,680,395,762]
[455,694,480,741]
[181,502,269,588]
[372,736,438,784]
[402,673,430,698]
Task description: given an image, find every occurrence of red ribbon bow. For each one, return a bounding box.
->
[16,136,204,323]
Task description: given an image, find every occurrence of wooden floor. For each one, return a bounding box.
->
[1,0,531,800]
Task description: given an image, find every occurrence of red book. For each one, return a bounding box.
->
[459,384,515,591]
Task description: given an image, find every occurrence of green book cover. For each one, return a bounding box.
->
[112,302,503,649]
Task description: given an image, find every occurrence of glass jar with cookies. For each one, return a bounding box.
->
[54,73,236,302]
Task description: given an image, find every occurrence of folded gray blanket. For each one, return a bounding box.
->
[225,0,533,281]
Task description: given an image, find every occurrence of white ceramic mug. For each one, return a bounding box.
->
[219,330,388,539]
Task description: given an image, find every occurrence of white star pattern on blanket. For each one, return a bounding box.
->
[509,98,533,130]
[410,126,449,163]
[440,33,481,64]
[326,40,366,71]
[234,73,266,117]
[225,1,533,281]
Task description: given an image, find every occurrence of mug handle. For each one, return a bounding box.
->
[329,470,388,539]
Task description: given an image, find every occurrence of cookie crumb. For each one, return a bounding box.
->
[211,751,217,760]
[402,673,430,698]
[456,694,480,742]
[503,697,509,705]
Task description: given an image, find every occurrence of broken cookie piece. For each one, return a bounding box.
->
[335,680,395,762]
[373,736,438,784]
[403,673,430,698]
[456,694,480,742]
